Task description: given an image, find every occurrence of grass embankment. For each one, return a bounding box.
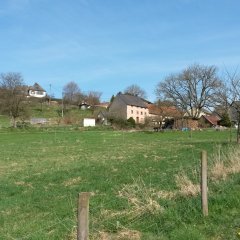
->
[29,102,95,123]
[0,101,98,127]
[0,115,11,128]
[0,129,239,239]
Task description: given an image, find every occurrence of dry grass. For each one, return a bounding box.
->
[91,229,141,240]
[62,177,82,187]
[99,209,128,219]
[67,227,76,240]
[118,178,164,217]
[175,172,200,197]
[156,190,176,199]
[210,161,228,181]
[210,146,240,181]
[68,228,141,240]
[15,181,33,188]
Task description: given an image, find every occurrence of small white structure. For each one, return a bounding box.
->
[28,83,47,98]
[30,118,48,125]
[83,118,95,127]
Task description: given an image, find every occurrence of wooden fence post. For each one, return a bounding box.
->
[201,151,208,216]
[77,192,90,240]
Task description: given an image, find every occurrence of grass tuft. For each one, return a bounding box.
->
[175,172,200,197]
[118,178,164,217]
[210,146,240,181]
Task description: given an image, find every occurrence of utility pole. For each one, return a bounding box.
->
[49,84,52,105]
[61,92,64,118]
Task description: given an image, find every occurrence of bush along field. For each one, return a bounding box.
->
[0,128,240,239]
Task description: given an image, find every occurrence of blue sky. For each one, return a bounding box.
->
[1,0,240,102]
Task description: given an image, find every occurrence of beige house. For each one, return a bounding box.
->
[108,93,150,123]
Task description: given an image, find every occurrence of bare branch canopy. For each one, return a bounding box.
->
[156,64,222,119]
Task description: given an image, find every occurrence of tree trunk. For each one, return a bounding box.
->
[12,117,17,128]
[237,112,240,144]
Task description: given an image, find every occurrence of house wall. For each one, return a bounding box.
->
[29,90,46,98]
[174,118,199,129]
[199,117,211,128]
[108,97,127,119]
[126,105,148,123]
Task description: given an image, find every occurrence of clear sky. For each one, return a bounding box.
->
[1,0,240,102]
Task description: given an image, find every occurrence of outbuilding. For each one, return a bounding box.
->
[83,118,95,127]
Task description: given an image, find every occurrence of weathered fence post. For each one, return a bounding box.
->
[77,192,90,240]
[201,151,208,216]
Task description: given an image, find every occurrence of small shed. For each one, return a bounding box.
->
[97,110,109,125]
[83,118,95,127]
[199,115,221,128]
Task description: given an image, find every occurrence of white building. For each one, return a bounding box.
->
[83,118,96,127]
[28,83,47,98]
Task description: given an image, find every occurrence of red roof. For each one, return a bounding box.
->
[94,102,110,108]
[147,104,182,117]
[202,115,221,126]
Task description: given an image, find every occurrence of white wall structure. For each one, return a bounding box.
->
[29,90,47,98]
[83,118,96,127]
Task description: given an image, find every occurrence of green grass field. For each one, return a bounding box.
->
[0,128,240,239]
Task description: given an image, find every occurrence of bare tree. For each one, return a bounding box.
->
[124,84,147,99]
[0,72,28,127]
[216,68,240,142]
[86,91,102,106]
[156,64,222,119]
[63,81,83,105]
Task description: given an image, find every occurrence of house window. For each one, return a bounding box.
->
[137,111,139,114]
[131,110,133,114]
[141,111,143,115]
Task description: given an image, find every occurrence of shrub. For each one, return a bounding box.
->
[108,117,135,129]
[218,112,232,127]
[127,117,136,127]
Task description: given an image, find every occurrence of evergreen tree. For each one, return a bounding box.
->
[218,112,232,127]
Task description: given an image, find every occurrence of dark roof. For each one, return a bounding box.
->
[79,101,90,106]
[97,110,109,118]
[117,93,148,108]
[29,83,46,92]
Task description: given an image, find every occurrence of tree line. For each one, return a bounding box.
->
[1,64,240,136]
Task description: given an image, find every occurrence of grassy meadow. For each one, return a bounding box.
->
[0,128,240,239]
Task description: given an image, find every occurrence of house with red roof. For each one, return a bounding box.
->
[199,114,221,128]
